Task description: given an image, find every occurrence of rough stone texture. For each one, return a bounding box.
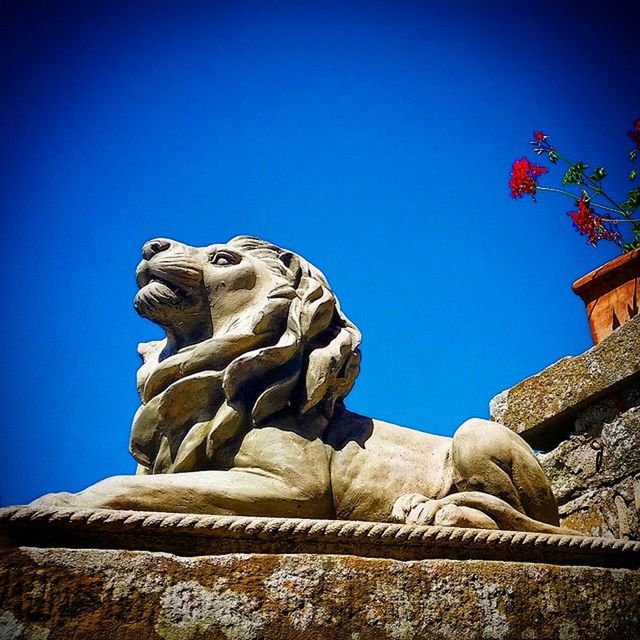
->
[538,403,640,504]
[1,547,639,640]
[490,317,640,540]
[490,314,640,450]
[555,476,639,539]
[538,400,640,539]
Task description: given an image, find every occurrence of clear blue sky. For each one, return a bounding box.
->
[1,1,638,506]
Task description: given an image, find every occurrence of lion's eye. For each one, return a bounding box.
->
[211,252,238,266]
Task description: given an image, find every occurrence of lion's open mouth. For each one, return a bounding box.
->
[134,277,187,316]
[141,279,183,304]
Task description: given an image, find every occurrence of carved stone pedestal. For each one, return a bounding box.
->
[1,508,639,640]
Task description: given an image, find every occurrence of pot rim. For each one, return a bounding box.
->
[572,247,640,302]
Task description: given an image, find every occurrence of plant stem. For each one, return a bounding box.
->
[554,150,573,165]
[537,186,627,217]
[537,186,579,198]
[545,145,629,215]
[583,179,629,216]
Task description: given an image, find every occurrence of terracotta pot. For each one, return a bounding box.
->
[572,248,640,344]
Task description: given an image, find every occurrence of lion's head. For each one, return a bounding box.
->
[130,236,361,474]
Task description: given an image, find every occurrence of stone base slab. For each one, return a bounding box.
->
[1,508,639,639]
[2,548,639,640]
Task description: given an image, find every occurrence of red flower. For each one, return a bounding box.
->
[509,157,548,199]
[533,131,547,141]
[568,197,621,247]
[628,119,640,150]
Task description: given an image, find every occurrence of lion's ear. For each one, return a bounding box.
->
[279,251,296,268]
[279,251,302,286]
[303,326,356,414]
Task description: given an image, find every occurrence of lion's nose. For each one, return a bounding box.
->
[142,238,172,260]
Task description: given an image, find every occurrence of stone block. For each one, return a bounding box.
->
[490,315,640,450]
[2,548,639,640]
[1,508,639,640]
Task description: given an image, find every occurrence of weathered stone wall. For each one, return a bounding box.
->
[539,384,640,538]
[491,315,640,539]
[2,546,639,640]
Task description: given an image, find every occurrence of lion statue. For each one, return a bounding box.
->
[32,236,570,533]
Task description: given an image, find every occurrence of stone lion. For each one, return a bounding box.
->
[33,236,569,533]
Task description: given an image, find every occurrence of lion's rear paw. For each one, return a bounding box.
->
[391,493,439,524]
[392,494,499,529]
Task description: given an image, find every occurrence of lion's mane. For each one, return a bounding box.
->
[130,236,362,474]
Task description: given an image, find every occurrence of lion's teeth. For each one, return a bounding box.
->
[137,280,181,309]
[152,281,180,304]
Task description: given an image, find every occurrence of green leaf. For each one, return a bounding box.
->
[630,169,638,182]
[623,186,640,212]
[630,150,638,162]
[548,149,559,164]
[624,236,640,252]
[590,167,607,181]
[562,161,588,185]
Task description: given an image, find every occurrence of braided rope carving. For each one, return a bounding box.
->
[1,506,638,568]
